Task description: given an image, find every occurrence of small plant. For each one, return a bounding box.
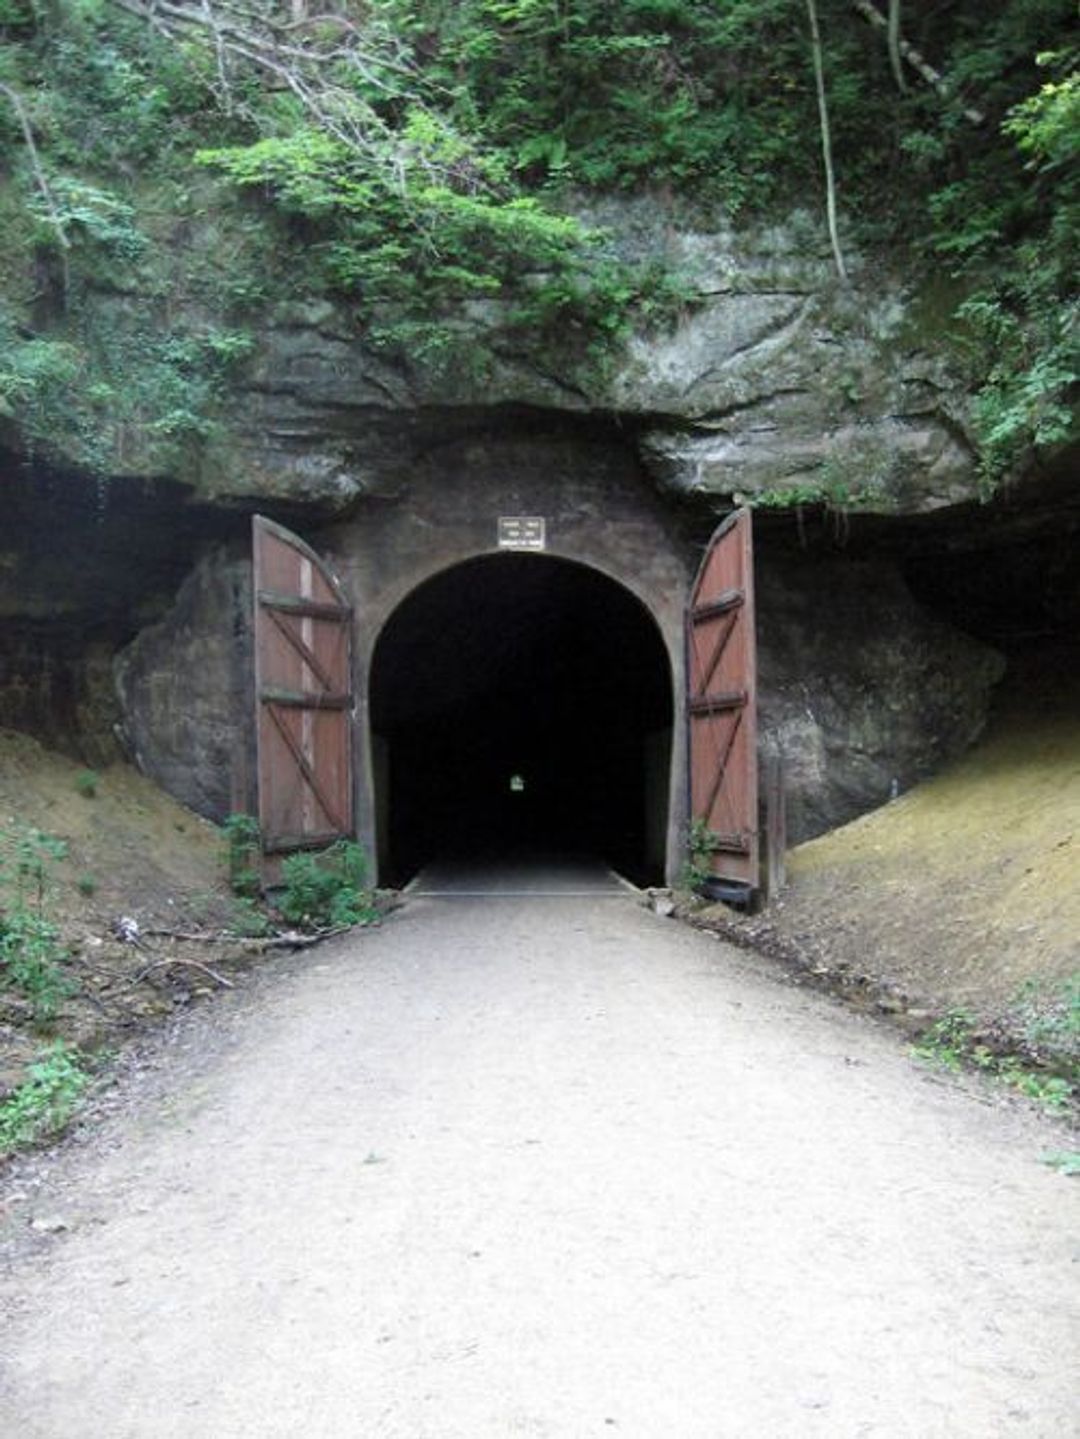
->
[681,819,724,891]
[1040,1151,1080,1177]
[0,1041,90,1157]
[914,1008,1076,1115]
[74,769,100,798]
[913,1009,977,1071]
[998,1063,1074,1115]
[1,910,73,1024]
[1012,975,1080,1062]
[0,827,73,1025]
[222,812,261,898]
[76,874,96,897]
[227,896,273,939]
[277,840,376,930]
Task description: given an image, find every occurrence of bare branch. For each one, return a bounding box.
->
[852,0,986,124]
[0,81,70,252]
[806,0,849,284]
[130,956,236,988]
[105,0,486,197]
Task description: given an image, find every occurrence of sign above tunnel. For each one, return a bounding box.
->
[497,516,546,551]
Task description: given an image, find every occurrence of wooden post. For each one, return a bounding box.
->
[761,752,787,904]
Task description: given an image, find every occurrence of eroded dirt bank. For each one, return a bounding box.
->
[1,889,1077,1436]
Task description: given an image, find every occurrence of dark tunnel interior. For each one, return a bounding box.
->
[369,554,673,887]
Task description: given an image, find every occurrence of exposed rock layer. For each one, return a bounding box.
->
[219,217,976,516]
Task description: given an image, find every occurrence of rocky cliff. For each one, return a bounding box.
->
[2,209,1075,865]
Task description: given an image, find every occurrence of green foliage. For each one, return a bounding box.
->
[682,818,725,891]
[914,1008,1076,1115]
[0,328,81,430]
[76,874,96,897]
[195,124,673,371]
[0,826,73,1025]
[1004,54,1080,169]
[18,9,215,172]
[222,812,261,899]
[226,895,273,939]
[997,1062,1073,1114]
[277,840,377,930]
[0,907,72,1024]
[1040,1150,1080,1176]
[750,458,882,512]
[919,35,1079,488]
[0,0,1076,483]
[1011,974,1080,1065]
[0,1040,90,1156]
[30,176,146,260]
[0,5,261,472]
[396,0,814,206]
[913,1009,978,1071]
[74,768,99,798]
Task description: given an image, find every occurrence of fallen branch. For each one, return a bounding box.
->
[141,927,231,942]
[255,927,350,949]
[139,925,348,948]
[130,957,235,989]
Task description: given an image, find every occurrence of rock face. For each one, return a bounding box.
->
[612,218,975,513]
[115,547,254,822]
[208,211,977,517]
[756,552,1006,840]
[114,522,1004,850]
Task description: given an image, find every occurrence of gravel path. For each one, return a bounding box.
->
[1,875,1077,1437]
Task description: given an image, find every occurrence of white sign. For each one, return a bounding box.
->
[498,516,546,551]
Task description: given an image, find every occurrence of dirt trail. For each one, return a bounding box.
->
[1,880,1077,1437]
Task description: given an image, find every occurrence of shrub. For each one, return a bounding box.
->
[277,840,376,930]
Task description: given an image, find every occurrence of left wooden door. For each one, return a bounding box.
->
[252,515,353,856]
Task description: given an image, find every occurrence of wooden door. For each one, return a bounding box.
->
[686,509,758,894]
[253,516,353,855]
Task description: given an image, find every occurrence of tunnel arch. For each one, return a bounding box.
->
[368,551,675,887]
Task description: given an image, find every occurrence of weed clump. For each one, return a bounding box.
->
[914,1004,1077,1116]
[277,840,376,930]
[222,813,261,899]
[74,769,100,798]
[221,818,376,932]
[0,826,73,1026]
[0,1041,90,1157]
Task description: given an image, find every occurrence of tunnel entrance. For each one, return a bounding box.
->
[369,554,674,888]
